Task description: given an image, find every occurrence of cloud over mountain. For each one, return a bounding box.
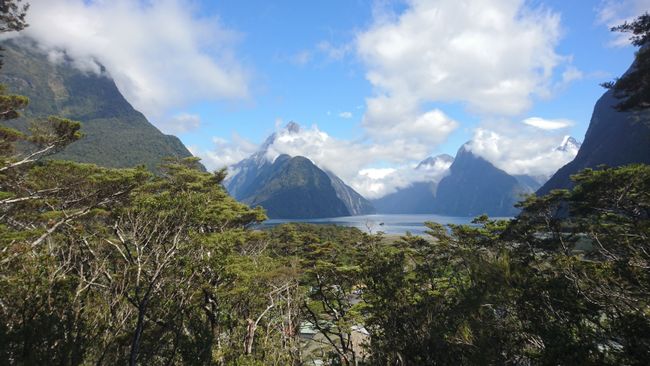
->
[467,126,580,177]
[16,0,249,122]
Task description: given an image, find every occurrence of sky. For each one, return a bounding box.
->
[13,0,649,198]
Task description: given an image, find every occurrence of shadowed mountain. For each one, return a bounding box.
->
[539,62,650,195]
[0,38,195,172]
[239,155,350,219]
[432,145,531,217]
[372,181,438,214]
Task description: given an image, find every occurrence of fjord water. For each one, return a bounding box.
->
[262,214,513,235]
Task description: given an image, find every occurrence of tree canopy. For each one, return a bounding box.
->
[603,12,650,111]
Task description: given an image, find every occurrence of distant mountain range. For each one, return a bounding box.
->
[371,154,453,214]
[224,123,375,219]
[226,121,587,218]
[0,38,195,172]
[539,63,650,195]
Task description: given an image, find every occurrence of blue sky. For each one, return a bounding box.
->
[179,0,635,148]
[21,0,648,197]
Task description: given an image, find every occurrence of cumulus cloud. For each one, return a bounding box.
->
[467,126,579,177]
[363,95,459,145]
[523,117,574,130]
[597,0,650,47]
[356,0,568,147]
[17,0,249,121]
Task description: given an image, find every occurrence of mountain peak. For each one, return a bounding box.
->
[556,135,581,152]
[416,154,454,170]
[456,142,475,157]
[285,121,301,133]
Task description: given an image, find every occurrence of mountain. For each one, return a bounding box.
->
[0,38,195,172]
[416,154,453,169]
[372,181,438,214]
[556,136,581,153]
[226,131,279,200]
[225,123,375,219]
[539,64,650,195]
[514,175,544,193]
[326,171,376,215]
[239,155,350,219]
[372,154,453,214]
[432,145,531,217]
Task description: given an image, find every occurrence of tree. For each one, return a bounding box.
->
[0,0,29,69]
[602,12,650,111]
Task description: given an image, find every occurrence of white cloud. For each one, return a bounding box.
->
[523,117,574,130]
[351,155,452,198]
[197,133,259,171]
[363,95,459,145]
[338,111,353,119]
[18,0,249,123]
[159,113,201,134]
[356,0,567,136]
[467,126,580,177]
[597,0,650,47]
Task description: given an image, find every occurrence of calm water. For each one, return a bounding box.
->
[261,214,513,235]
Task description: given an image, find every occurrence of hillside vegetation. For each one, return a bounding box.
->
[0,39,195,172]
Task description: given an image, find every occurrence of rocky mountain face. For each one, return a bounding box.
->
[539,63,650,195]
[326,171,376,216]
[432,145,532,217]
[225,123,375,219]
[0,39,195,172]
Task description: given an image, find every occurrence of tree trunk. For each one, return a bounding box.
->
[129,303,147,366]
[244,318,256,355]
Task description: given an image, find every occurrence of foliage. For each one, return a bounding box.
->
[602,12,650,111]
[0,40,197,173]
[0,0,28,34]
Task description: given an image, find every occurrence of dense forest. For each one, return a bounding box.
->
[1,2,649,365]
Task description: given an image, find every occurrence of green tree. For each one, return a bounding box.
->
[0,0,29,68]
[602,12,650,111]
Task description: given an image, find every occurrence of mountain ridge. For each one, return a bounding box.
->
[431,145,532,217]
[225,123,375,218]
[0,38,196,172]
[539,60,650,195]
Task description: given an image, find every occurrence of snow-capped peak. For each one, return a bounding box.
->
[556,136,581,153]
